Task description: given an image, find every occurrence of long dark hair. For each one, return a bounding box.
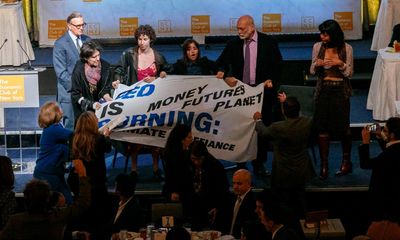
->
[319,19,345,48]
[182,39,201,64]
[164,124,191,155]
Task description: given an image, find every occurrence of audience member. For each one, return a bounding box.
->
[187,140,230,230]
[71,111,112,240]
[225,169,258,239]
[71,40,113,123]
[0,160,90,240]
[169,39,218,75]
[359,117,400,221]
[253,94,315,219]
[112,25,168,180]
[162,124,193,218]
[310,19,354,180]
[53,12,91,129]
[240,220,270,240]
[165,226,191,240]
[110,173,144,238]
[33,101,74,204]
[0,156,16,231]
[260,201,301,240]
[366,220,400,240]
[216,15,283,177]
[388,23,400,47]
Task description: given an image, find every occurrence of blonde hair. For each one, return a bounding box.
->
[38,101,63,128]
[72,111,99,162]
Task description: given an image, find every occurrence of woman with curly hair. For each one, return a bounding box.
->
[112,24,168,180]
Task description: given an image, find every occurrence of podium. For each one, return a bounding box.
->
[0,68,41,128]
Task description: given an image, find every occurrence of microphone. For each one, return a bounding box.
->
[0,39,7,51]
[16,39,34,70]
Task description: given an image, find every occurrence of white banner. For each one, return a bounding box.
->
[96,76,263,163]
[38,0,362,47]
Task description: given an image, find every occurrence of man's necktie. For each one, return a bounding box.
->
[230,196,242,235]
[76,37,81,52]
[242,40,251,84]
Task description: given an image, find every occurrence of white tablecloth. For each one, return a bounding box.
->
[367,48,400,121]
[0,3,35,66]
[371,0,400,51]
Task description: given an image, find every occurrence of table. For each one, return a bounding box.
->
[367,48,400,121]
[371,0,400,51]
[300,218,345,240]
[0,2,35,66]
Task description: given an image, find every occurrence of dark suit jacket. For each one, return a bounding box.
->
[273,226,301,240]
[216,31,282,123]
[226,190,258,239]
[53,32,91,103]
[389,24,400,47]
[358,142,400,220]
[110,197,144,233]
[255,117,315,188]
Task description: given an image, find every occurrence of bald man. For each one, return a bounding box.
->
[226,169,258,238]
[216,15,283,176]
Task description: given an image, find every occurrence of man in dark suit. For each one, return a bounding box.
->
[216,15,283,176]
[254,95,315,220]
[226,169,258,239]
[53,12,91,129]
[359,117,400,221]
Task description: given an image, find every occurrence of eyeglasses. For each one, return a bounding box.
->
[69,22,87,29]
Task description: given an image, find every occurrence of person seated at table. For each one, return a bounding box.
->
[166,226,191,240]
[187,140,230,230]
[169,39,218,75]
[162,124,193,218]
[33,101,74,204]
[240,220,270,240]
[112,25,169,180]
[0,156,16,231]
[71,40,113,123]
[388,23,400,48]
[110,173,144,239]
[0,160,90,240]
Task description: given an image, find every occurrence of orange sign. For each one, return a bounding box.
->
[191,15,210,34]
[334,12,353,31]
[120,17,138,36]
[0,76,25,102]
[262,14,282,33]
[48,20,66,39]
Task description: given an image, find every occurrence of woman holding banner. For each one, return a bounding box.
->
[112,25,169,180]
[310,19,353,180]
[170,39,218,75]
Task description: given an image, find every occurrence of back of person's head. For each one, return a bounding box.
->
[38,101,63,128]
[24,179,51,214]
[182,39,201,62]
[49,191,66,208]
[241,220,269,240]
[189,140,209,158]
[166,226,191,240]
[0,155,15,191]
[73,111,99,161]
[386,117,400,140]
[115,173,137,198]
[80,40,102,62]
[165,124,191,151]
[318,19,345,48]
[283,96,300,118]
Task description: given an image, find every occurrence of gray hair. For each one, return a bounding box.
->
[67,12,83,23]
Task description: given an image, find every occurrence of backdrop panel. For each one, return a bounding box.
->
[38,0,362,47]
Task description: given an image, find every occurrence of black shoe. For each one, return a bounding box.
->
[153,169,164,181]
